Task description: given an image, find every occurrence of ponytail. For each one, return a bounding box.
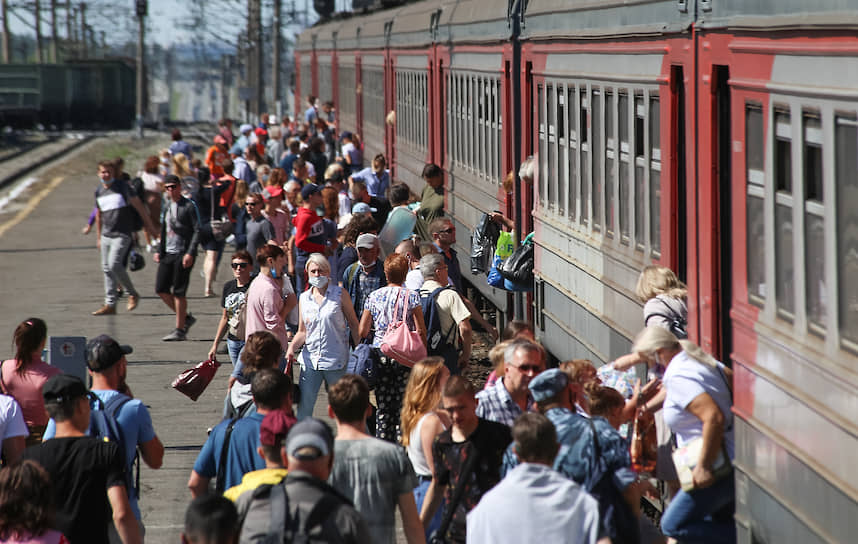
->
[12,318,47,374]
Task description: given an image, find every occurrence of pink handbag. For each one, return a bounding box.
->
[380,288,427,368]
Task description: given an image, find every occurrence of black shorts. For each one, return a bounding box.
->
[155,253,193,297]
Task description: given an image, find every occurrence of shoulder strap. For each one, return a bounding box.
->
[216,417,241,494]
[346,262,359,290]
[0,360,7,395]
[436,439,481,539]
[428,287,456,344]
[267,481,288,542]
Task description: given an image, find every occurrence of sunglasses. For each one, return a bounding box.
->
[231,262,250,269]
[246,201,259,206]
[164,185,178,190]
[511,364,542,373]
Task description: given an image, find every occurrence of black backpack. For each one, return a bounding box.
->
[420,286,459,371]
[644,298,688,339]
[88,393,140,500]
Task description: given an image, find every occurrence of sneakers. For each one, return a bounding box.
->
[92,305,116,316]
[126,295,139,312]
[183,314,197,333]
[162,328,187,342]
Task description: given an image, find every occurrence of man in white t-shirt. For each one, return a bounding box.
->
[467,412,607,544]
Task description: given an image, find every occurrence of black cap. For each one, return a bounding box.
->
[43,374,88,404]
[301,183,321,201]
[86,334,133,372]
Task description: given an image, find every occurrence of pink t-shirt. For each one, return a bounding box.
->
[263,208,291,245]
[245,273,289,349]
[1,355,61,428]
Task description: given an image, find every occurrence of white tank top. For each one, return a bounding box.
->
[407,412,446,477]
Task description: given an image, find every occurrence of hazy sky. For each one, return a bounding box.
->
[5,0,338,47]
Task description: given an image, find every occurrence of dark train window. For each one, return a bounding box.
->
[558,86,566,214]
[635,95,646,250]
[619,92,630,245]
[836,115,858,348]
[635,94,645,158]
[592,89,602,230]
[774,108,794,318]
[746,104,765,306]
[803,112,826,333]
[580,88,590,225]
[650,96,661,258]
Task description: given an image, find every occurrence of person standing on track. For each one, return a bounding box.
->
[154,175,201,342]
[92,160,158,316]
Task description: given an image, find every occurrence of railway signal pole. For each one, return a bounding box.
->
[1,0,10,63]
[135,0,146,138]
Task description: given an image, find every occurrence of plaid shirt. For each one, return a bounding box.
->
[355,265,384,316]
[475,378,535,427]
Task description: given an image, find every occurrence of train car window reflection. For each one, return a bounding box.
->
[746,104,766,306]
[549,84,557,212]
[568,86,578,222]
[835,116,858,348]
[803,113,826,333]
[606,90,615,238]
[581,88,590,225]
[558,85,567,215]
[774,108,795,319]
[538,83,546,207]
[592,89,603,230]
[650,96,661,257]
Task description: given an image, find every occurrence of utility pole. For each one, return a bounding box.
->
[79,2,86,58]
[220,55,229,120]
[35,0,44,62]
[50,0,57,61]
[135,0,146,138]
[65,0,71,51]
[1,0,10,63]
[273,0,282,118]
[247,0,264,119]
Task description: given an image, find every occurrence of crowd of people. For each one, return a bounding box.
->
[0,103,736,544]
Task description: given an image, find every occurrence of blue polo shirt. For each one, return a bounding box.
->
[193,412,266,490]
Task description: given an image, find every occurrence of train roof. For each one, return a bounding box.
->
[296,0,858,54]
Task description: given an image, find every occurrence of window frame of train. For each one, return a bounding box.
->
[536,77,661,260]
[445,69,502,184]
[745,98,858,353]
[395,68,429,156]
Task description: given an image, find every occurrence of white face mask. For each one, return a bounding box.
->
[308,275,329,289]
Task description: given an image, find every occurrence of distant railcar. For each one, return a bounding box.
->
[297,2,858,541]
[0,59,135,129]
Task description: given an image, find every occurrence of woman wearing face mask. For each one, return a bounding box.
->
[285,253,360,420]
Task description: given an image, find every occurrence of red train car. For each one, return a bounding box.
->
[296,1,858,540]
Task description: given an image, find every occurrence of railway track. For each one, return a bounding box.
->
[0,132,94,190]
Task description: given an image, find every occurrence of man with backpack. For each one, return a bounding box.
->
[43,334,163,542]
[93,159,159,316]
[24,374,142,544]
[418,253,472,375]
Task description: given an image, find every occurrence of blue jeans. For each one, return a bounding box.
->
[297,364,346,420]
[226,338,245,367]
[413,478,444,540]
[661,475,736,544]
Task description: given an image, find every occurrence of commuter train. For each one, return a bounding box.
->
[296,1,858,541]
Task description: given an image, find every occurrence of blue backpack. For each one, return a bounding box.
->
[89,393,139,499]
[420,286,460,373]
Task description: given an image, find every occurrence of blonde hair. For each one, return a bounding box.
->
[631,326,718,369]
[305,253,330,275]
[559,359,598,385]
[233,179,249,206]
[172,153,192,178]
[489,340,512,378]
[588,385,626,419]
[400,357,447,447]
[635,265,687,303]
[257,164,272,185]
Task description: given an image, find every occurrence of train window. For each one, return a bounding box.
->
[635,95,646,251]
[538,83,546,207]
[568,86,578,222]
[774,108,795,318]
[556,83,569,215]
[650,96,661,258]
[746,104,765,305]
[580,88,589,225]
[497,80,503,184]
[592,89,602,230]
[803,112,826,333]
[836,116,858,348]
[619,92,630,245]
[549,84,557,210]
[606,90,615,238]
